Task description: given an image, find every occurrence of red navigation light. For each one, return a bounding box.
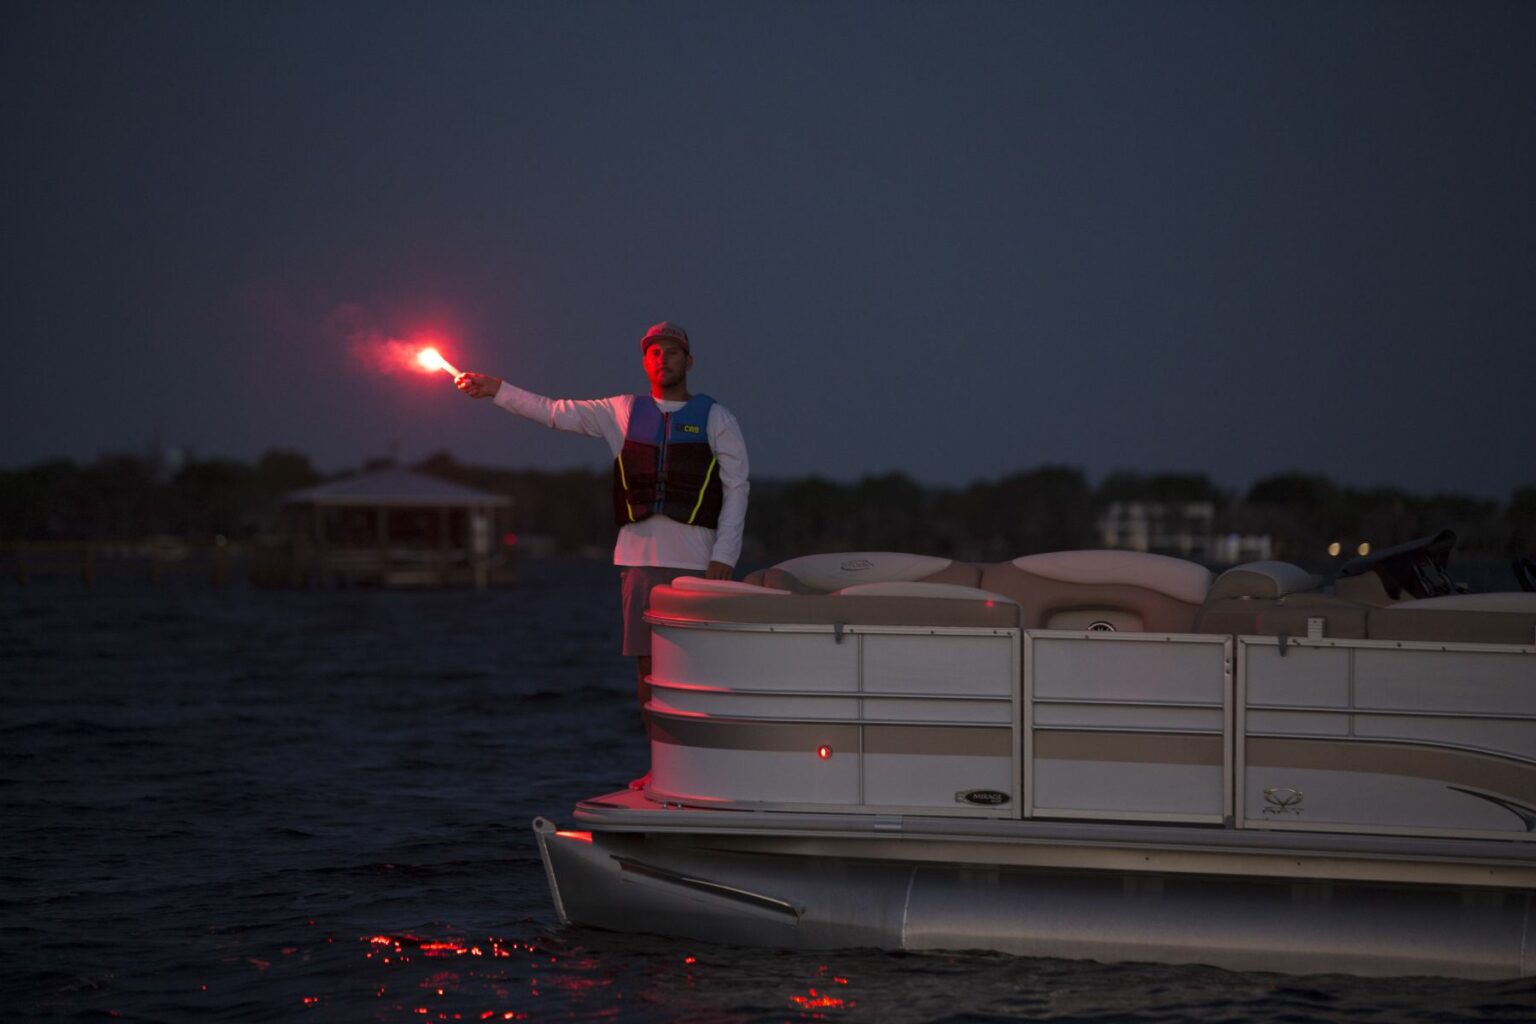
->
[817,745,833,760]
[554,830,593,843]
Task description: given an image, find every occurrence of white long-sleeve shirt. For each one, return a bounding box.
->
[492,382,750,569]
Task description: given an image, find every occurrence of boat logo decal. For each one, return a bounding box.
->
[1262,787,1304,815]
[956,789,1011,806]
[840,558,874,571]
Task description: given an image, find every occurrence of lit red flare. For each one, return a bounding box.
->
[416,346,461,378]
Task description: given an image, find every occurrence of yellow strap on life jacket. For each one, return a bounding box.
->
[686,456,719,525]
[615,455,637,522]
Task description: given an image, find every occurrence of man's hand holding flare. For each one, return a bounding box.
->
[456,372,502,399]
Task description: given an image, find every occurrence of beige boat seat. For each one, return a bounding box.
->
[669,576,793,595]
[742,551,981,594]
[835,581,1016,603]
[979,550,1213,632]
[1193,560,1368,639]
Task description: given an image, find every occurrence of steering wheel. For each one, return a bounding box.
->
[1515,556,1536,593]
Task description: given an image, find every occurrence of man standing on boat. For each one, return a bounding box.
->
[455,322,750,784]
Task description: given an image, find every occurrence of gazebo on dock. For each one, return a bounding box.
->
[274,467,513,588]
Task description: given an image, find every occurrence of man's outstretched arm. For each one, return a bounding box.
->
[457,373,626,446]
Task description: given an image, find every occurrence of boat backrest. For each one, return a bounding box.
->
[978,550,1212,632]
[736,550,1536,645]
[1207,560,1321,601]
[742,551,981,594]
[1365,593,1536,645]
[1191,563,1536,644]
[669,576,793,595]
[1193,560,1370,639]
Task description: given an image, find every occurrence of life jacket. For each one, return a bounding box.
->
[612,394,723,528]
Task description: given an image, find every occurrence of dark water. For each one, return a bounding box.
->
[4,561,1534,1023]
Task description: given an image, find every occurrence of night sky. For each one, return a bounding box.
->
[5,1,1533,498]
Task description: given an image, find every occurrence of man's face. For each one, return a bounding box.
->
[644,339,691,390]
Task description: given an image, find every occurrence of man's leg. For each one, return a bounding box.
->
[635,655,652,720]
[621,568,668,720]
[620,567,703,791]
[630,655,653,790]
[620,568,674,791]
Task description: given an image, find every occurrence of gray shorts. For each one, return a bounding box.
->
[620,565,705,657]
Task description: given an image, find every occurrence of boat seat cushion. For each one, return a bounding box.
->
[836,581,1015,603]
[1011,550,1213,604]
[670,576,793,595]
[980,553,1211,633]
[744,552,981,594]
[1207,561,1320,601]
[743,567,821,593]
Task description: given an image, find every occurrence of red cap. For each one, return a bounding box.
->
[640,321,690,353]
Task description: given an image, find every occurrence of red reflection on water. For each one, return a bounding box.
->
[421,941,467,956]
[419,969,461,992]
[788,965,857,1014]
[361,933,543,1020]
[790,987,847,1009]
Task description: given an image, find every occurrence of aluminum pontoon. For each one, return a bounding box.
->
[537,533,1536,978]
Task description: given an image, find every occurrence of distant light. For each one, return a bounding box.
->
[1357,542,1371,556]
[1327,542,1341,557]
[502,531,518,547]
[817,745,833,760]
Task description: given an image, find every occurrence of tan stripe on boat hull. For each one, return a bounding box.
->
[650,714,1011,757]
[1035,730,1223,766]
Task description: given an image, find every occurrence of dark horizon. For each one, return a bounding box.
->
[7,444,1531,574]
[5,439,1534,508]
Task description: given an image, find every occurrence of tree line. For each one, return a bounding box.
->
[2,449,1532,569]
